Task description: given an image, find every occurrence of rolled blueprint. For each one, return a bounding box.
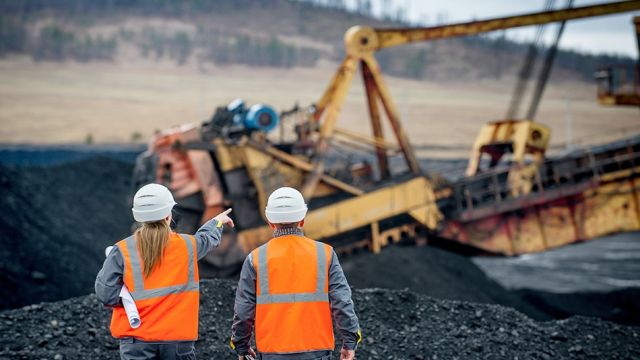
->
[105,246,141,329]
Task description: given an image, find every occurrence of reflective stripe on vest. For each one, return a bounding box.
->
[256,240,328,304]
[124,234,199,301]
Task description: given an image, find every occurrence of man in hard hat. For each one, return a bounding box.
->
[230,187,361,360]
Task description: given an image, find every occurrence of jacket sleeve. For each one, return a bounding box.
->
[231,254,256,356]
[328,250,361,351]
[95,246,124,307]
[194,218,224,260]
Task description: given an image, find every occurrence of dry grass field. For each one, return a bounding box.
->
[1,57,638,157]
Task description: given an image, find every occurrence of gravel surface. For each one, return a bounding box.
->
[1,279,639,360]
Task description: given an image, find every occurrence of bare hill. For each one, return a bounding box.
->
[1,0,638,148]
[0,0,634,82]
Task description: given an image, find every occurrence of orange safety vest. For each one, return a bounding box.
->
[252,235,334,354]
[110,232,200,341]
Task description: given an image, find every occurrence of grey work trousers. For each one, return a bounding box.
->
[259,353,331,360]
[119,338,196,360]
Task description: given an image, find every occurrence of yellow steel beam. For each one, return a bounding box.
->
[303,56,358,199]
[246,139,365,196]
[334,127,399,151]
[362,61,390,179]
[237,176,443,252]
[361,55,421,174]
[374,1,640,50]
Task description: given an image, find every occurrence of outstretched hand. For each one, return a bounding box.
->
[214,208,234,228]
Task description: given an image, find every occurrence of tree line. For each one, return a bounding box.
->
[0,16,321,68]
[0,0,634,80]
[1,17,117,62]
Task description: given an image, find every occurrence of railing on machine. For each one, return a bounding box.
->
[450,137,640,215]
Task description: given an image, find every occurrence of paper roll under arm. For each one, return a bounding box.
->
[104,246,141,329]
[119,286,141,328]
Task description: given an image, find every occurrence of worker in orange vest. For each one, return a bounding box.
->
[95,183,234,359]
[231,187,361,360]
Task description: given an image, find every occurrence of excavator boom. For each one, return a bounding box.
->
[374,1,640,50]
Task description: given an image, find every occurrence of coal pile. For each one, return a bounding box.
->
[474,233,640,325]
[514,288,640,326]
[1,279,639,360]
[0,158,133,309]
[340,245,549,320]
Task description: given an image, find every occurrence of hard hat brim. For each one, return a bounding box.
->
[265,207,307,224]
[132,202,176,223]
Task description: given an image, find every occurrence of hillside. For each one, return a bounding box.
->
[0,0,638,149]
[1,58,638,153]
[0,0,635,81]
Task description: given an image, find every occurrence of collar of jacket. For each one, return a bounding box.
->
[273,227,305,238]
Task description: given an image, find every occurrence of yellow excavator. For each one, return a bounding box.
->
[132,1,640,274]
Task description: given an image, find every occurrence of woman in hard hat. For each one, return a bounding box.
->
[95,183,233,360]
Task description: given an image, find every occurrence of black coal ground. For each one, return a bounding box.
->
[0,158,133,309]
[1,279,639,360]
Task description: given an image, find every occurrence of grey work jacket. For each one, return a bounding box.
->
[231,228,361,359]
[95,219,223,308]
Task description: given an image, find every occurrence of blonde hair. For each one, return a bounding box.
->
[135,220,170,278]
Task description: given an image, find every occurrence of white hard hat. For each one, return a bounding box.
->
[132,183,177,223]
[265,187,308,224]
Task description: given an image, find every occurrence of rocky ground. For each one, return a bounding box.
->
[1,279,639,360]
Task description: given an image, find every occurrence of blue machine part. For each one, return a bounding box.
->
[227,98,245,113]
[244,104,279,132]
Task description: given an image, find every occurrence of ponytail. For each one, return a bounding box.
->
[135,220,170,278]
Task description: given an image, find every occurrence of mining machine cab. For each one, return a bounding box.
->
[464,120,551,201]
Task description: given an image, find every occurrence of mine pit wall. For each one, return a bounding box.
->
[440,166,640,255]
